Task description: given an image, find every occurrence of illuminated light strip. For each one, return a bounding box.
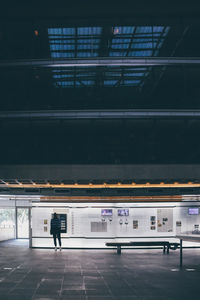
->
[0,183,200,189]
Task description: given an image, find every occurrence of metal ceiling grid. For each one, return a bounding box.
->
[47,25,170,88]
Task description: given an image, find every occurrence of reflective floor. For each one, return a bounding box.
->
[0,240,200,300]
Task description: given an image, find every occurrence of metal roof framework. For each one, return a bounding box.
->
[47,25,170,88]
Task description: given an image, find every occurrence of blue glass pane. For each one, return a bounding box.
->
[50,44,75,51]
[56,81,74,87]
[51,52,75,58]
[77,52,98,57]
[123,73,144,77]
[112,38,131,44]
[123,79,140,85]
[53,74,73,79]
[110,51,126,57]
[77,27,102,35]
[78,73,96,77]
[112,43,129,49]
[77,38,100,44]
[48,28,75,35]
[49,39,75,44]
[131,42,157,49]
[105,72,121,77]
[81,80,95,85]
[128,50,153,56]
[135,26,164,34]
[112,26,135,35]
[77,44,99,50]
[104,80,118,86]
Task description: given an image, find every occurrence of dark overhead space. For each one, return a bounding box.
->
[1,65,200,110]
[0,2,200,166]
[0,12,200,111]
[1,22,200,110]
[0,118,200,165]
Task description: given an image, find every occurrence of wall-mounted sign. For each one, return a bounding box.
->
[60,214,67,233]
[51,213,67,233]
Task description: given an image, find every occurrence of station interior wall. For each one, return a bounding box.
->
[32,201,200,248]
[1,198,200,247]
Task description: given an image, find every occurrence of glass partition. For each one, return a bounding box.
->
[0,208,15,241]
[17,208,29,239]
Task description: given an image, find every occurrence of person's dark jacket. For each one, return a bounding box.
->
[50,218,61,234]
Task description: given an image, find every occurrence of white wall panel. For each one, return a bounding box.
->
[31,202,200,248]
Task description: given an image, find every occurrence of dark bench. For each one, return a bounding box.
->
[169,242,179,250]
[106,241,179,254]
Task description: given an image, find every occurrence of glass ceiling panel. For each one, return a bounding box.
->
[48,25,170,88]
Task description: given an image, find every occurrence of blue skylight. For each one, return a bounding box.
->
[81,80,95,85]
[48,28,75,35]
[110,51,127,57]
[104,80,118,86]
[77,27,102,35]
[77,44,99,50]
[113,26,135,35]
[131,42,157,49]
[48,25,170,88]
[53,74,73,79]
[50,44,75,51]
[123,79,141,85]
[49,39,75,44]
[77,52,98,57]
[51,52,75,58]
[109,26,169,59]
[123,73,144,77]
[55,81,74,87]
[112,43,129,49]
[128,50,153,56]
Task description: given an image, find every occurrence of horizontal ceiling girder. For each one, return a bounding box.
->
[1,57,200,68]
[1,110,200,120]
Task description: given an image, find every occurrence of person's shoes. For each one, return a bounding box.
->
[59,247,62,251]
[55,247,57,251]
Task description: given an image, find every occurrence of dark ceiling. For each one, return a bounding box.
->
[1,1,200,165]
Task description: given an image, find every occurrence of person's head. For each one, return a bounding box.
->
[53,213,57,219]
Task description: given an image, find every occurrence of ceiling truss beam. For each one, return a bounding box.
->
[1,57,200,68]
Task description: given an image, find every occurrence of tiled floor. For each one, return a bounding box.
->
[0,240,200,299]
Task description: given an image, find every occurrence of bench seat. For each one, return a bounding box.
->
[106,241,174,254]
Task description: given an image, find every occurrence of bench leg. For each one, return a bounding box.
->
[163,245,165,254]
[167,245,169,254]
[180,239,183,268]
[117,246,121,255]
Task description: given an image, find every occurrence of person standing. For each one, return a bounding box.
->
[50,213,62,251]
